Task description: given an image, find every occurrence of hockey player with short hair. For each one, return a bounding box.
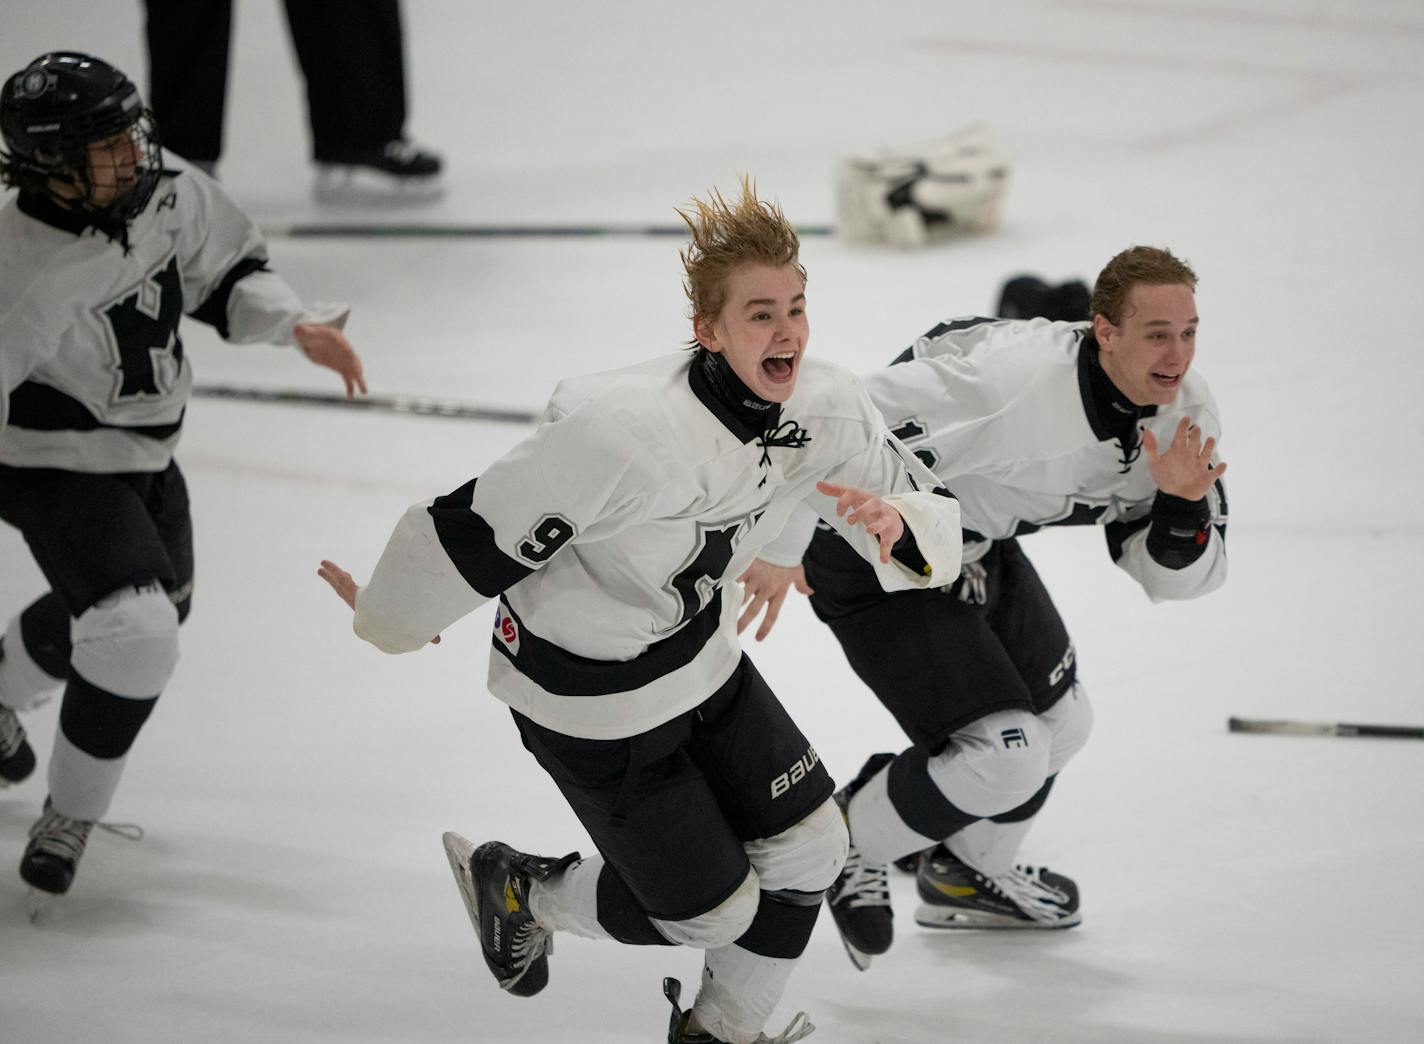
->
[740,246,1229,968]
[0,51,366,909]
[318,181,964,1043]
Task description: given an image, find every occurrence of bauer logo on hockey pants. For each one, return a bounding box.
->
[494,605,520,655]
[771,746,820,799]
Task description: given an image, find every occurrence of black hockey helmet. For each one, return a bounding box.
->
[0,51,162,222]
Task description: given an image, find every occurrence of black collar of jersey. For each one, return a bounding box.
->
[688,345,781,444]
[17,190,102,238]
[16,169,182,249]
[1077,332,1157,442]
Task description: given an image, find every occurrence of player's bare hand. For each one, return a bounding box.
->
[736,559,813,641]
[816,481,905,563]
[1142,417,1227,501]
[295,322,368,400]
[318,559,360,610]
[317,559,442,645]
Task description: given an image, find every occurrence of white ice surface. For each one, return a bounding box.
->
[2,2,1422,1041]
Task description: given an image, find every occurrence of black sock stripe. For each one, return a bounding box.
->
[887,746,979,841]
[58,672,158,759]
[735,891,822,959]
[595,864,675,947]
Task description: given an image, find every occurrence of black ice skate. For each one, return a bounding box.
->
[914,844,1081,930]
[0,702,36,786]
[662,977,814,1044]
[441,831,578,997]
[826,753,896,970]
[314,140,444,203]
[21,797,94,919]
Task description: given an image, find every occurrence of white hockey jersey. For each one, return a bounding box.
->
[0,152,345,472]
[773,317,1227,603]
[353,352,964,740]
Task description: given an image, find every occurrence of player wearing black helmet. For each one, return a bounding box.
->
[0,51,367,915]
[0,52,164,240]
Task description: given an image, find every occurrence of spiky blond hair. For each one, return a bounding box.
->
[677,176,806,335]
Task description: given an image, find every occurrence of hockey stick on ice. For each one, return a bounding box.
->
[259,222,836,240]
[1227,716,1424,739]
[192,384,539,425]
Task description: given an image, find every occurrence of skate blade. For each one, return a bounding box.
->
[914,902,1081,930]
[27,888,58,923]
[441,831,482,937]
[313,171,445,206]
[839,934,874,971]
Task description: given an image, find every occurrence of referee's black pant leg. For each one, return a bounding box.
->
[283,0,407,157]
[143,0,234,163]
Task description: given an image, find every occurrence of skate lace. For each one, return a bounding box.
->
[29,808,94,862]
[992,865,1071,924]
[0,705,24,756]
[752,1011,815,1043]
[831,844,890,910]
[509,917,551,969]
[956,560,989,605]
[29,806,144,861]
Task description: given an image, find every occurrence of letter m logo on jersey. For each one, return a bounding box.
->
[100,255,185,403]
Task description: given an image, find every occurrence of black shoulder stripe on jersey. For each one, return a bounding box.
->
[5,381,184,439]
[188,256,272,338]
[937,316,1000,334]
[891,317,1002,366]
[427,478,534,597]
[491,590,725,698]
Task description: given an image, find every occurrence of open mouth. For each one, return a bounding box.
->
[1151,371,1181,388]
[762,352,796,382]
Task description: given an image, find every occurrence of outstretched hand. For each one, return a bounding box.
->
[816,481,904,563]
[317,559,442,645]
[1142,417,1227,501]
[736,559,814,642]
[295,323,367,400]
[318,559,360,610]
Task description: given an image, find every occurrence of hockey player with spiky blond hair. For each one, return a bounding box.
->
[319,179,964,1043]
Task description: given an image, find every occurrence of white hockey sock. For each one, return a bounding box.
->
[48,730,126,822]
[691,944,800,1044]
[528,854,614,940]
[945,815,1038,878]
[846,761,937,866]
